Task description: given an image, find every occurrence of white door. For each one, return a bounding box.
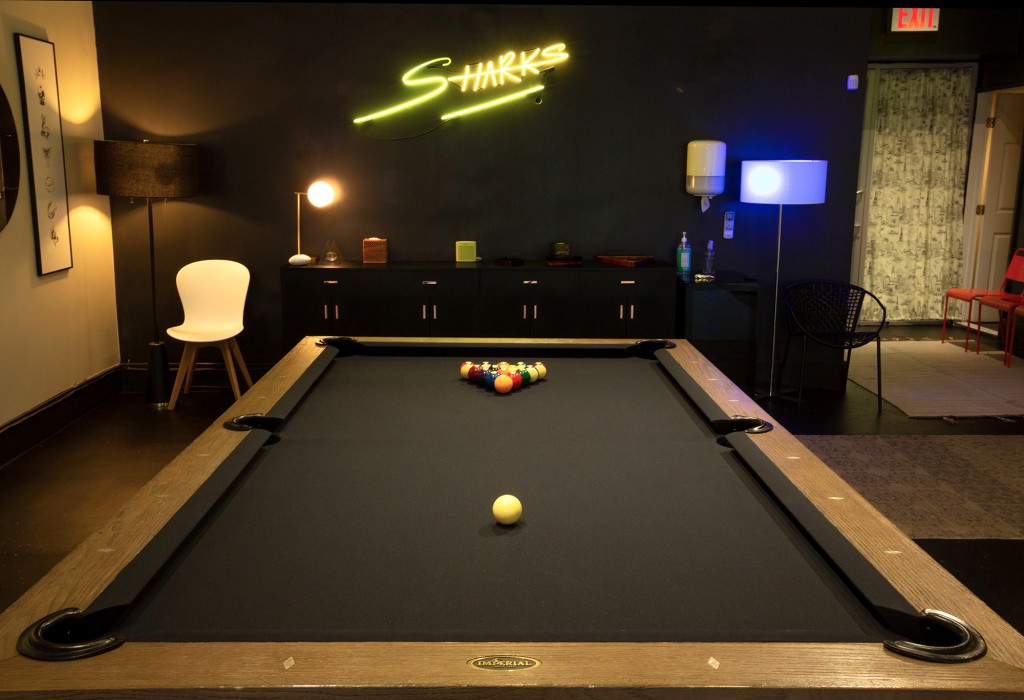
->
[962,90,1024,325]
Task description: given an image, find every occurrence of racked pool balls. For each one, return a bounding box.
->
[459,361,547,394]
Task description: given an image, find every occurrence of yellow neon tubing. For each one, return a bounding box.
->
[353,57,452,124]
[441,85,544,121]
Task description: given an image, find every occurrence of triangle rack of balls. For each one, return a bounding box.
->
[459,361,547,394]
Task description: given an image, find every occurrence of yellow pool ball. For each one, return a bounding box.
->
[492,494,522,525]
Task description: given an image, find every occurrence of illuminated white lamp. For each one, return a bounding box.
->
[290,180,339,266]
[740,159,828,397]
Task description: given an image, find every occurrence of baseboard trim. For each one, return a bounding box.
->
[0,368,124,468]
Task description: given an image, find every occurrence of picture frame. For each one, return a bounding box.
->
[15,34,72,275]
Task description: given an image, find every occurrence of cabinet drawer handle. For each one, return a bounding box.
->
[422,280,438,286]
[323,280,339,285]
[522,280,538,285]
[620,280,636,285]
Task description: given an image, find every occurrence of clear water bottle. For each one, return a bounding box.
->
[677,232,691,281]
[703,240,715,277]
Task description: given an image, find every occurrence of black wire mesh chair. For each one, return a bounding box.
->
[779,280,887,413]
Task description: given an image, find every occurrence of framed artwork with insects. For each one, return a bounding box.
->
[15,34,72,275]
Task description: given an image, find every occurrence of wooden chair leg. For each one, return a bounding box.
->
[168,343,198,411]
[229,337,253,389]
[183,346,199,394]
[217,341,242,401]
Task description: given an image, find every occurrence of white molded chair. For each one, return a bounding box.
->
[167,260,253,410]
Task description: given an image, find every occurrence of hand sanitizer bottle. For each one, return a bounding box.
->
[703,240,715,278]
[677,232,691,281]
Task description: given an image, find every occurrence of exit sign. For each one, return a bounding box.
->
[891,8,940,32]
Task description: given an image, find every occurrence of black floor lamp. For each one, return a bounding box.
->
[95,139,200,406]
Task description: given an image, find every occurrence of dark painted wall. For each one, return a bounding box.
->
[869,8,1021,69]
[91,4,1018,389]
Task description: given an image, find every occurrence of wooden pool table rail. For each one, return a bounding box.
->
[1,336,1022,698]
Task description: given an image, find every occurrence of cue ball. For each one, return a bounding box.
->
[492,494,522,525]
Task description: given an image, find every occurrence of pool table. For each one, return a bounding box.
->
[1,336,1023,699]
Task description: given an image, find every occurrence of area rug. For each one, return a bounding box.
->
[847,340,1024,418]
[800,435,1024,636]
[797,434,1024,540]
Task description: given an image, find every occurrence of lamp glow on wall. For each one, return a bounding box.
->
[740,159,828,397]
[290,180,339,266]
[95,139,200,406]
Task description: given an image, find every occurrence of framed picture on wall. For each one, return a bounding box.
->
[15,34,72,275]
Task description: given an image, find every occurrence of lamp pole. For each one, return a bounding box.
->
[144,196,170,405]
[769,204,784,397]
[94,139,199,407]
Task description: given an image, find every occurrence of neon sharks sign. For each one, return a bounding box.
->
[353,43,569,125]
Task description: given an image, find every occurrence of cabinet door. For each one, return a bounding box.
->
[479,270,580,337]
[378,270,480,336]
[625,293,676,339]
[281,268,381,347]
[578,269,675,338]
[281,268,331,348]
[678,279,758,389]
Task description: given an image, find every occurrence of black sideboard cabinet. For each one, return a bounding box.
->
[675,271,759,391]
[280,261,677,349]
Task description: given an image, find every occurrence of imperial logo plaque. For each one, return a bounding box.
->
[468,655,541,671]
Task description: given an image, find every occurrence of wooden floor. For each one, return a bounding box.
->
[1,327,1022,613]
[0,380,236,611]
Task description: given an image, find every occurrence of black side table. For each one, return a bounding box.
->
[675,271,759,391]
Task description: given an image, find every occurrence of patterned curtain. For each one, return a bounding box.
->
[861,67,974,321]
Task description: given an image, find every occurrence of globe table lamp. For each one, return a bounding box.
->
[740,159,828,397]
[95,139,200,406]
[290,180,338,266]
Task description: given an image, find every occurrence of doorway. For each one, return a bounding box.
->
[853,67,1024,328]
[962,89,1024,327]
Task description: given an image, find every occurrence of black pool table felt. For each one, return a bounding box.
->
[93,354,888,644]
